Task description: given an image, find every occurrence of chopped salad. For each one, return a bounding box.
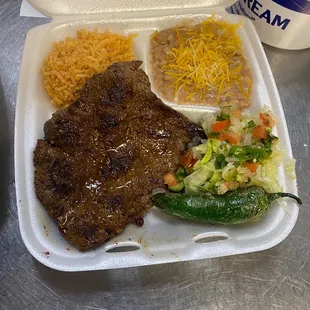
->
[164,107,295,195]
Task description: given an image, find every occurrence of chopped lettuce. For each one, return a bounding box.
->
[183,166,213,193]
[285,158,296,180]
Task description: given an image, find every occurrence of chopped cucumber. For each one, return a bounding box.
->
[169,181,185,192]
[200,141,213,164]
[175,167,187,181]
[210,171,222,184]
[202,182,215,190]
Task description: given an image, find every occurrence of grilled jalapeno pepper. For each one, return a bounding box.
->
[152,186,302,225]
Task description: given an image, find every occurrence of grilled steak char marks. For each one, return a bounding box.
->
[34,61,204,251]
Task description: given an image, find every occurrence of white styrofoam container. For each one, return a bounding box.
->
[15,0,299,271]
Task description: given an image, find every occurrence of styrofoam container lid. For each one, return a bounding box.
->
[27,0,237,16]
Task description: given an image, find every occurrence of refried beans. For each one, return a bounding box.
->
[150,18,252,109]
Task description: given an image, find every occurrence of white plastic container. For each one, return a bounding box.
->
[230,0,310,50]
[15,0,299,271]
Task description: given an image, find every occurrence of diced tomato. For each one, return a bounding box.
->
[211,120,230,132]
[260,112,275,128]
[225,131,241,145]
[164,172,178,187]
[231,109,241,120]
[244,162,258,173]
[252,125,268,140]
[217,131,241,145]
[179,150,197,168]
[218,132,227,141]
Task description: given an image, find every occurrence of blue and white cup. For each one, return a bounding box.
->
[230,0,310,50]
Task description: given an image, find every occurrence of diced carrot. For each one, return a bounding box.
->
[252,125,268,140]
[211,120,230,132]
[244,162,258,173]
[164,172,178,187]
[260,112,275,128]
[179,150,197,168]
[231,109,241,120]
[225,131,241,145]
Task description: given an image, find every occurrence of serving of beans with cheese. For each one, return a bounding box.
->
[150,16,252,109]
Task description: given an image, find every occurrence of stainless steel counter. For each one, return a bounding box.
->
[0,1,309,309]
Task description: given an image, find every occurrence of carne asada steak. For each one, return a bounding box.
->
[34,61,204,251]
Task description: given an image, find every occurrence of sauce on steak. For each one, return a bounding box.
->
[34,61,204,251]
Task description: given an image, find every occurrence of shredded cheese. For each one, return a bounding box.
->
[161,16,250,101]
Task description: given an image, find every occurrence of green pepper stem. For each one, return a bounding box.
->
[267,192,302,205]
